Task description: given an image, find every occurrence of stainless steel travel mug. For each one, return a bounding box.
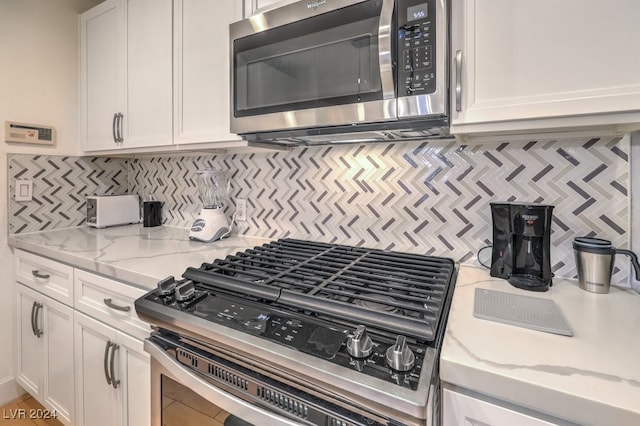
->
[573,237,640,294]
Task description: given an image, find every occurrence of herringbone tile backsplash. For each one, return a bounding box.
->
[8,135,632,283]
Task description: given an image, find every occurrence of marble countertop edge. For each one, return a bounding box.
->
[441,265,640,425]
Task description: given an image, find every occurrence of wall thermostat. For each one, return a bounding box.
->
[5,121,56,145]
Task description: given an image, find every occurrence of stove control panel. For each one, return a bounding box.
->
[138,287,426,390]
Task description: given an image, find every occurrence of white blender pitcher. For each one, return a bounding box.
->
[189,168,230,242]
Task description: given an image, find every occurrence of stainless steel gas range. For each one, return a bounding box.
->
[135,238,457,426]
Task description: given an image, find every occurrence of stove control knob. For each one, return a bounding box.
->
[157,276,176,297]
[386,335,415,372]
[346,325,373,358]
[174,280,195,303]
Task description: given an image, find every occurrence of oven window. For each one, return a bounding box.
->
[234,0,386,117]
[161,375,254,426]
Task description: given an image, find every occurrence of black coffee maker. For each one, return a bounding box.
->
[490,203,554,291]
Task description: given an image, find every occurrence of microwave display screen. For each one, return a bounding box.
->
[407,3,428,21]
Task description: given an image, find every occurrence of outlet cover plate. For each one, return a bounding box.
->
[15,180,33,201]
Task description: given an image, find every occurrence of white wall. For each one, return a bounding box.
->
[0,0,98,404]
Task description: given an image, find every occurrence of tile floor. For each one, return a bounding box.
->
[0,394,62,426]
[0,380,237,426]
[162,376,231,426]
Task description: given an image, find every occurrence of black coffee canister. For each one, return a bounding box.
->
[143,201,162,227]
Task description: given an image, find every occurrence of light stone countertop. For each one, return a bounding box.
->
[441,265,640,426]
[9,227,640,424]
[8,224,271,290]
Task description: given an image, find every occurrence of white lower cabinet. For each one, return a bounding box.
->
[442,386,559,426]
[14,251,151,426]
[16,284,74,425]
[74,311,150,426]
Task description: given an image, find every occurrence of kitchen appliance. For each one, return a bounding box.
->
[135,238,458,426]
[230,0,449,147]
[490,203,554,292]
[573,237,640,294]
[143,201,162,227]
[189,168,230,242]
[86,194,140,228]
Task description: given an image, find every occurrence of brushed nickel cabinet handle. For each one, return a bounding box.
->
[116,113,124,143]
[112,113,118,143]
[110,343,120,389]
[104,341,113,385]
[34,303,43,338]
[30,301,38,336]
[32,270,50,279]
[455,50,463,112]
[103,298,131,312]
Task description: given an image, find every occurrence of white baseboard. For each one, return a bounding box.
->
[0,375,24,405]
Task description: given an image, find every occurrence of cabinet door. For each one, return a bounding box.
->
[42,297,75,425]
[173,0,243,145]
[16,286,43,398]
[80,0,125,151]
[75,312,121,426]
[451,0,640,134]
[117,331,150,426]
[123,0,173,148]
[16,284,75,425]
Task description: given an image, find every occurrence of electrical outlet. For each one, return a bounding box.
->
[236,198,247,222]
[15,180,33,201]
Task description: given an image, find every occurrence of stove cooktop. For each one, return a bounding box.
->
[182,238,455,341]
[135,238,457,389]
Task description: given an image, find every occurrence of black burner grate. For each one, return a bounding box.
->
[183,239,456,341]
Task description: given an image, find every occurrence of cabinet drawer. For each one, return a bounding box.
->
[442,387,559,426]
[15,250,74,306]
[74,269,151,340]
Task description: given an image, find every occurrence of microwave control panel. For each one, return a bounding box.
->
[397,0,437,97]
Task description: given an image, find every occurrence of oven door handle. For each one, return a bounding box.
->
[144,339,302,426]
[378,0,395,100]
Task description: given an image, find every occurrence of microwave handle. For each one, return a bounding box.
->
[145,339,301,426]
[378,0,395,99]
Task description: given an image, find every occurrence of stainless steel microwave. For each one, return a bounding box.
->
[230,0,449,147]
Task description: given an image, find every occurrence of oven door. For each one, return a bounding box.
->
[230,0,396,135]
[147,339,300,426]
[146,335,394,426]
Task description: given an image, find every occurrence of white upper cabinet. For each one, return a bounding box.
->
[79,0,123,151]
[80,0,172,151]
[124,0,173,148]
[450,0,640,136]
[173,0,243,145]
[81,0,244,153]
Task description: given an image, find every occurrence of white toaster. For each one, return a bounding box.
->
[86,194,140,228]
